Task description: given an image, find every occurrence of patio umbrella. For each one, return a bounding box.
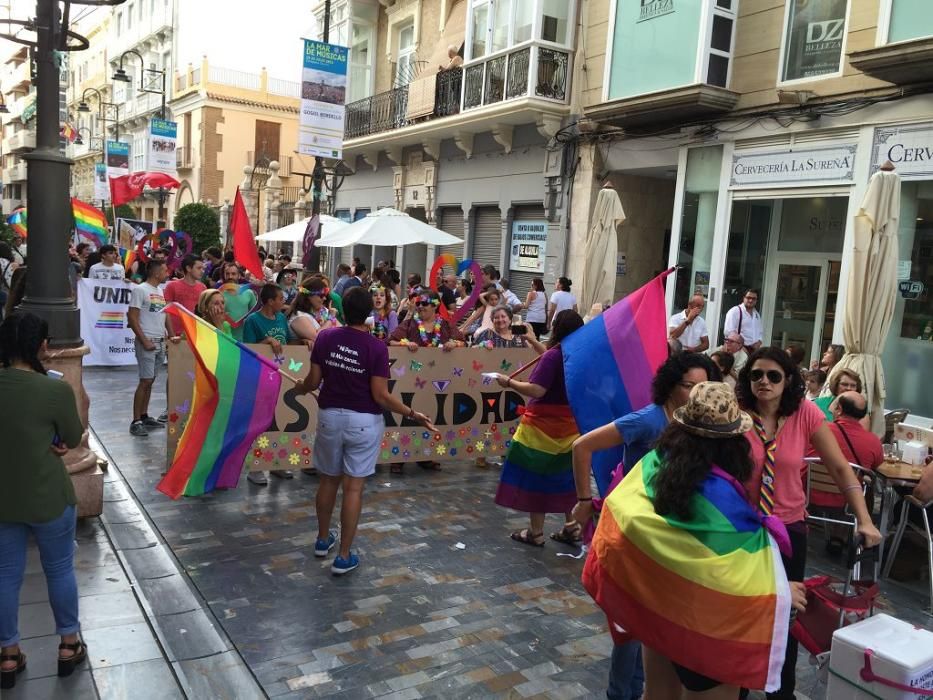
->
[315,207,463,248]
[255,215,348,243]
[580,184,625,312]
[830,166,901,435]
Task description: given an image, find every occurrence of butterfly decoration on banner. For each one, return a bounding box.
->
[134,229,194,272]
[429,254,483,325]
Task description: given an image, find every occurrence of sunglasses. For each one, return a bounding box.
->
[416,301,434,308]
[750,369,784,384]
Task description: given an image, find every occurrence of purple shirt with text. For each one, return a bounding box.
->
[311,327,390,415]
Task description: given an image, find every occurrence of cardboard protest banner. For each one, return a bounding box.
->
[166,343,536,471]
[77,278,137,366]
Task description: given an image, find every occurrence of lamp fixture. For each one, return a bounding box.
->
[112,67,131,82]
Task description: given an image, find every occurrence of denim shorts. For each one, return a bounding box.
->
[313,408,384,478]
[135,337,167,380]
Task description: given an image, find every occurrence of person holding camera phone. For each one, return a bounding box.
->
[472,306,545,353]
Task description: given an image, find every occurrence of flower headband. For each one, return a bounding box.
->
[416,294,439,307]
[299,286,329,297]
[369,284,386,294]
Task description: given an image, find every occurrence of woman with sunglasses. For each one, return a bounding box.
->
[388,289,464,352]
[736,346,880,700]
[289,278,341,349]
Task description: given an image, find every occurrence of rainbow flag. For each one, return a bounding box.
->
[562,269,672,495]
[583,451,791,692]
[158,303,282,498]
[7,208,26,238]
[71,198,108,248]
[119,247,136,270]
[95,311,125,329]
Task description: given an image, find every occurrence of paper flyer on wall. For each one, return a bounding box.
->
[298,39,348,159]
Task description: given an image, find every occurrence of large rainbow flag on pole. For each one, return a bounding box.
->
[583,451,791,692]
[561,269,672,495]
[158,304,282,498]
[71,198,109,248]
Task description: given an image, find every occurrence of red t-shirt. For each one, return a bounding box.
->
[743,399,824,524]
[804,416,883,508]
[163,279,206,334]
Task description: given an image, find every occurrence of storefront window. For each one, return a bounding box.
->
[887,0,933,44]
[882,180,933,418]
[781,0,848,82]
[673,146,722,312]
[721,200,771,332]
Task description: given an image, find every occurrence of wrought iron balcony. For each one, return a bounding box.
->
[344,42,569,141]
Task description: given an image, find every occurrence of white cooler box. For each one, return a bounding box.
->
[827,614,933,699]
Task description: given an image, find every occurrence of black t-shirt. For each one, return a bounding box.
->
[440,285,457,309]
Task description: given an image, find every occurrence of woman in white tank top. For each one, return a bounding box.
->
[525,278,548,339]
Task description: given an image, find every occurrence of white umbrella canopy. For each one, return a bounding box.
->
[255,215,348,243]
[829,167,901,435]
[580,185,626,311]
[316,207,463,248]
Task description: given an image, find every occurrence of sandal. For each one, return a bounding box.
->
[0,651,26,690]
[550,522,582,545]
[58,640,87,678]
[390,464,404,475]
[510,529,545,547]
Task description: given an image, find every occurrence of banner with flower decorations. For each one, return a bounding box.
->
[166,343,537,471]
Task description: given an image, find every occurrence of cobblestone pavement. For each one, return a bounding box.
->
[83,366,930,700]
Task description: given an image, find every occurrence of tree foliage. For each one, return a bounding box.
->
[105,203,137,227]
[174,203,221,254]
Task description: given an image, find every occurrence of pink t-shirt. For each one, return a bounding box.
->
[743,399,824,525]
[163,279,206,334]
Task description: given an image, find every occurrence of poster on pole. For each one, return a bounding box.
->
[77,278,137,366]
[509,220,548,274]
[148,118,177,174]
[106,141,130,178]
[115,218,154,252]
[298,39,348,159]
[94,163,109,201]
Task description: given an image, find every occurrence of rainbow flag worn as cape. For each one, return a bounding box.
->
[7,208,27,239]
[71,198,108,248]
[562,269,672,495]
[583,450,791,692]
[158,303,282,498]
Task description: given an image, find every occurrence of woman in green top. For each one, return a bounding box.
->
[0,312,86,688]
[814,368,862,420]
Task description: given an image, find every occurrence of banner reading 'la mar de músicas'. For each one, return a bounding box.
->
[298,39,348,159]
[77,278,137,366]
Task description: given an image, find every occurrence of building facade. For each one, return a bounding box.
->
[1,45,34,215]
[574,0,933,418]
[322,0,577,301]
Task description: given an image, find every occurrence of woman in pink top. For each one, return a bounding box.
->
[736,346,881,700]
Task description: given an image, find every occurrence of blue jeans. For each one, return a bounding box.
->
[607,640,644,700]
[0,505,80,646]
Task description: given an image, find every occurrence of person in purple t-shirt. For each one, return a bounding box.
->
[297,287,434,576]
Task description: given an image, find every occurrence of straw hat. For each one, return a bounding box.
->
[672,381,752,439]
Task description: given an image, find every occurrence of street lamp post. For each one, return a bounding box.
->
[113,49,167,226]
[307,0,332,272]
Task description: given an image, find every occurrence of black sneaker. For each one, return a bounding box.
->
[141,416,163,428]
[157,411,168,423]
[129,420,149,437]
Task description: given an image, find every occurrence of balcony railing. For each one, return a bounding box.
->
[176,145,192,169]
[344,42,569,141]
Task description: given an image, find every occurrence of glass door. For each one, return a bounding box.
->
[763,256,832,365]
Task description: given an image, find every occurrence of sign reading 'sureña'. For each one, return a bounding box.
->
[730,145,857,187]
[166,344,536,471]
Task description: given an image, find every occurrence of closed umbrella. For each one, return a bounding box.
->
[580,184,625,312]
[830,166,901,435]
[316,208,463,248]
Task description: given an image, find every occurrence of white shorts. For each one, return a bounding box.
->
[313,408,384,478]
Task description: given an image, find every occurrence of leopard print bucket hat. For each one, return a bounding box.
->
[672,381,752,439]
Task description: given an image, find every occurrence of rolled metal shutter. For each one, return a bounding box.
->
[471,207,502,277]
[507,206,546,302]
[438,207,465,260]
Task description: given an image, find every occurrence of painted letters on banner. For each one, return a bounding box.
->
[77,278,137,366]
[166,345,536,470]
[298,39,348,159]
[106,141,130,178]
[509,220,548,274]
[148,118,178,174]
[94,163,109,201]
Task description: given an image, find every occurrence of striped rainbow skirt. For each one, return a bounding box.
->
[495,403,579,514]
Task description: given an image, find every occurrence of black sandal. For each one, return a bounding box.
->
[0,651,26,689]
[58,640,87,678]
[510,529,545,547]
[550,522,583,545]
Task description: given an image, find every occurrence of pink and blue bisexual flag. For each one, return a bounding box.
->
[562,269,673,496]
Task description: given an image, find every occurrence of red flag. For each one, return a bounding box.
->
[109,172,180,207]
[230,187,263,280]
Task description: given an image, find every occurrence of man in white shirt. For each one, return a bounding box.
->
[127,259,171,437]
[668,294,709,353]
[499,278,524,313]
[709,331,749,373]
[87,244,126,280]
[723,288,763,353]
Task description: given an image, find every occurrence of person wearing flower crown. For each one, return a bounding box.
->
[289,277,341,349]
[367,284,398,342]
[388,289,464,352]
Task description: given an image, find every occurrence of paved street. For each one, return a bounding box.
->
[12,366,926,699]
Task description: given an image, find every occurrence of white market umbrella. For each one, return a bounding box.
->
[829,167,901,435]
[256,215,348,243]
[580,185,626,311]
[315,207,463,248]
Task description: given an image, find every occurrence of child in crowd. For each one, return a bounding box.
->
[368,284,398,341]
[805,368,826,401]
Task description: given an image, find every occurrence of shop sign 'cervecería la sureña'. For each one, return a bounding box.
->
[871,122,933,181]
[730,145,857,188]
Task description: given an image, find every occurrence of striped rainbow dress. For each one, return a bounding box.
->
[495,347,579,514]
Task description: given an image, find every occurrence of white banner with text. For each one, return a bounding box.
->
[77,278,137,366]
